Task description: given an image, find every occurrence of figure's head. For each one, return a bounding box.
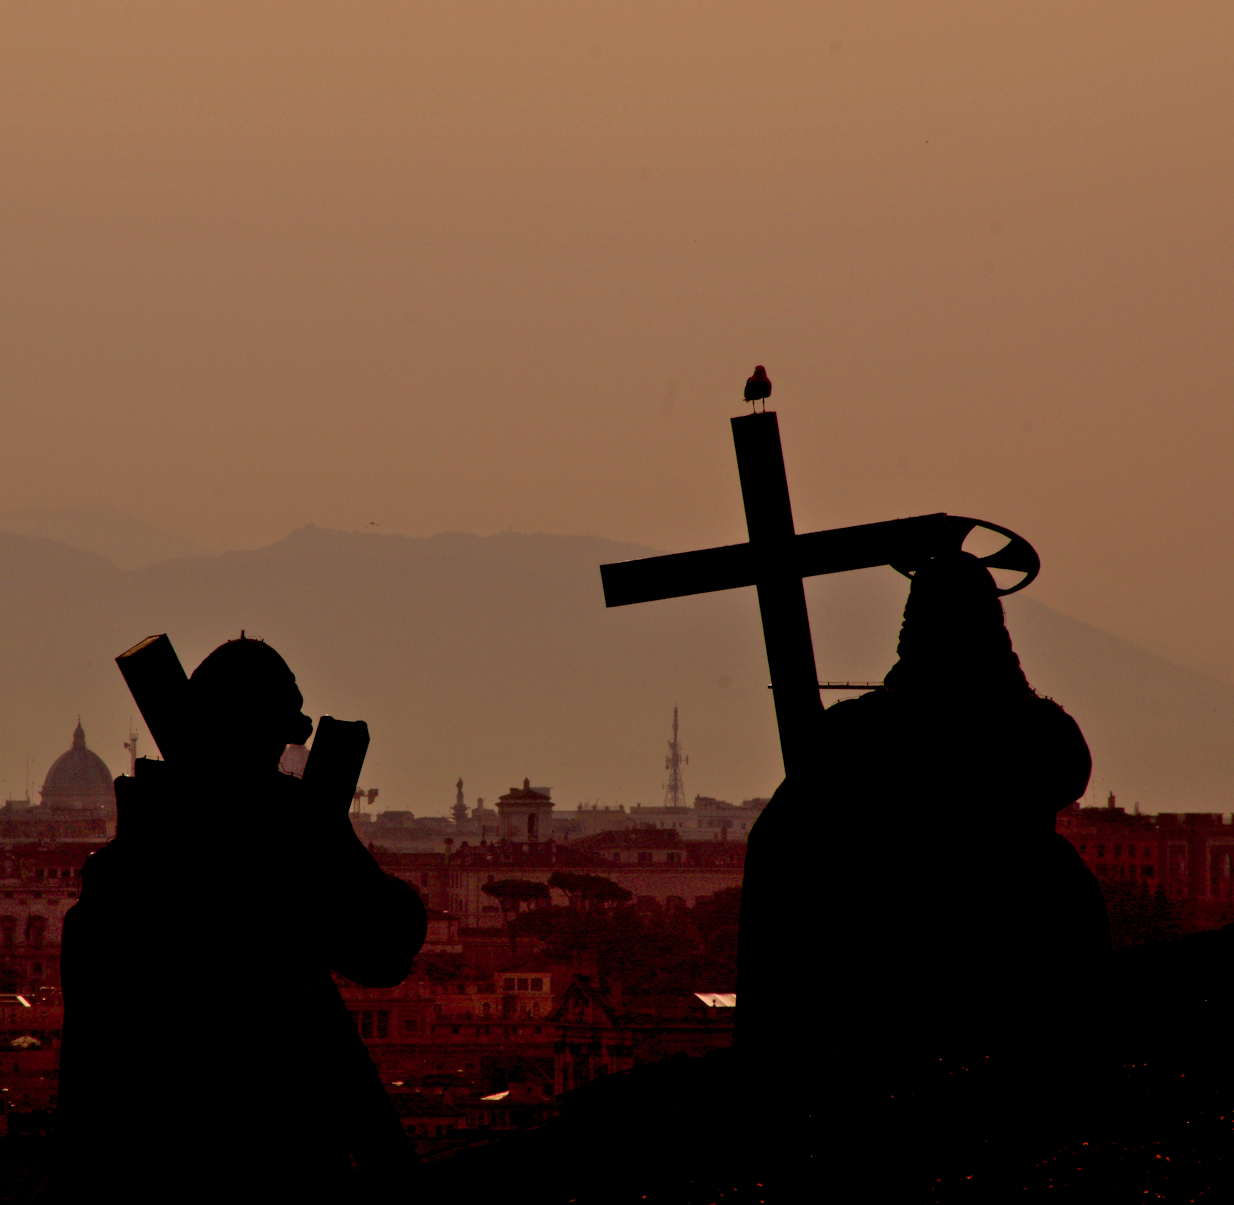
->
[884,552,1032,698]
[189,636,313,770]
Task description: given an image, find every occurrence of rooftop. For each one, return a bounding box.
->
[573,828,683,850]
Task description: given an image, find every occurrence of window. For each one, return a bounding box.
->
[666,896,685,911]
[376,1010,390,1039]
[1127,846,1136,859]
[1114,845,1122,858]
[1097,846,1105,858]
[403,1018,419,1033]
[527,813,538,838]
[0,917,14,948]
[532,1002,540,1018]
[666,852,681,864]
[360,1012,374,1039]
[637,852,652,864]
[483,1002,492,1017]
[503,978,515,992]
[517,977,529,991]
[1143,865,1154,877]
[1079,845,1087,855]
[530,978,543,992]
[24,916,46,949]
[611,854,621,863]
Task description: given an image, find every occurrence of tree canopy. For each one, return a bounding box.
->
[481,878,550,924]
[507,886,741,997]
[547,871,634,914]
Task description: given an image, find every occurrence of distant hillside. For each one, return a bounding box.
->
[1005,597,1234,811]
[0,504,213,570]
[0,525,1230,813]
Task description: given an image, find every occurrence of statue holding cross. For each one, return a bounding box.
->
[600,411,1040,778]
[52,635,428,1202]
[600,409,1108,1192]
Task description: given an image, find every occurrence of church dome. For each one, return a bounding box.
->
[40,722,115,810]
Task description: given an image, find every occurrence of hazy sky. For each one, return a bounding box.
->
[3,3,1234,685]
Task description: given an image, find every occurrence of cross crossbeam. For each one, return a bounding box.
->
[599,412,1039,777]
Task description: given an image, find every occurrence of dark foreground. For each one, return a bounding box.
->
[12,921,1234,1205]
[5,1043,1234,1204]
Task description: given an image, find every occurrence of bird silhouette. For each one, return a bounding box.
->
[744,365,772,412]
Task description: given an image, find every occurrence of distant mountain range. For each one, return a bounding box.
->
[0,505,213,571]
[0,520,1230,814]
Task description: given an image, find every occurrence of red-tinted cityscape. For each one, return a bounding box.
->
[0,726,753,1138]
[4,723,1232,1177]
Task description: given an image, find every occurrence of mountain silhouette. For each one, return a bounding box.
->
[0,523,1231,813]
[0,505,214,571]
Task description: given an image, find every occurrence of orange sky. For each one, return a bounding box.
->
[2,3,1233,682]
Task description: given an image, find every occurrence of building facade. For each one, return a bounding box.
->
[1055,801,1234,903]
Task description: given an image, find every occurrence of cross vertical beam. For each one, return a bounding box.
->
[731,413,824,778]
[600,413,1040,783]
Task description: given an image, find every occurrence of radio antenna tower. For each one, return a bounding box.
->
[124,720,139,777]
[663,706,688,807]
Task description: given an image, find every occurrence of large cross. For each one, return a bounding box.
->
[599,412,1039,779]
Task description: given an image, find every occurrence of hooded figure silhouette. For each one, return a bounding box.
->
[736,553,1108,1195]
[51,638,426,1204]
[834,553,1105,1025]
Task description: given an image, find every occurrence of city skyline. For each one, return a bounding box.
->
[4,514,1234,814]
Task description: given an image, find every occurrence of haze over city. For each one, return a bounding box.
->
[2,2,1233,809]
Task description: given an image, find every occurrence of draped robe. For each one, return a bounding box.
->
[736,555,1110,1193]
[51,768,426,1203]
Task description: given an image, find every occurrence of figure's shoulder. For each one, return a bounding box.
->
[82,839,123,872]
[825,689,892,724]
[1021,694,1087,740]
[825,689,911,743]
[76,838,132,897]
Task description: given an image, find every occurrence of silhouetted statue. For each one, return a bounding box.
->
[831,552,1106,1040]
[738,553,1108,1191]
[50,638,427,1203]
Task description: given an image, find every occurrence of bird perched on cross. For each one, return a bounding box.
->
[744,365,772,412]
